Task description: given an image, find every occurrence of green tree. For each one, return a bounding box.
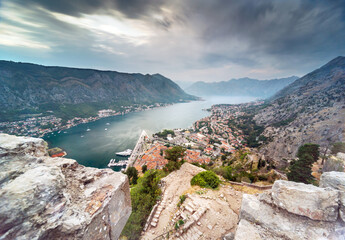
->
[142,165,147,173]
[287,143,319,184]
[125,167,138,185]
[164,146,186,173]
[165,146,186,162]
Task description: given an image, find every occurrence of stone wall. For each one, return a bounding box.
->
[0,134,131,240]
[234,172,345,240]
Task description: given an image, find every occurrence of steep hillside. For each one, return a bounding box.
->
[185,76,298,98]
[0,61,197,121]
[254,56,345,168]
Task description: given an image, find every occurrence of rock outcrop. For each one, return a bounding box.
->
[320,171,345,223]
[0,134,131,240]
[234,176,345,240]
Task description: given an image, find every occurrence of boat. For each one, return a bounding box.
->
[81,135,84,138]
[86,128,91,131]
[105,128,108,131]
[107,159,129,167]
[106,123,110,125]
[116,149,132,156]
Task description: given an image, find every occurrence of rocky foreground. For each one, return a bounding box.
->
[0,134,131,240]
[235,172,345,240]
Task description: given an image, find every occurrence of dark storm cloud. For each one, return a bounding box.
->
[14,0,167,18]
[186,0,345,64]
[2,0,345,82]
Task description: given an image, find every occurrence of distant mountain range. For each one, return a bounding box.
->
[185,76,299,98]
[0,61,197,121]
[254,56,345,167]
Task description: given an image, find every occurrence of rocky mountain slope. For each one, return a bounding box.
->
[0,61,196,121]
[0,134,131,239]
[185,76,298,98]
[234,172,345,240]
[254,56,345,168]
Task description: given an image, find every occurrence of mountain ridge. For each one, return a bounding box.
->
[185,76,298,98]
[0,60,197,121]
[254,56,345,168]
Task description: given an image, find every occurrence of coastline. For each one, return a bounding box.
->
[0,100,198,139]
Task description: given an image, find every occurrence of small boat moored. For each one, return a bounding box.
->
[116,149,132,156]
[107,159,129,167]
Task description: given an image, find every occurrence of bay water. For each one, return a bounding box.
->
[44,96,256,170]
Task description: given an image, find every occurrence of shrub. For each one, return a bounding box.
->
[191,171,220,189]
[177,194,187,207]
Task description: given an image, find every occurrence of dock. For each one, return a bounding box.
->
[126,130,149,170]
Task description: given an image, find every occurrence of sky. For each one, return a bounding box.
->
[1,0,345,83]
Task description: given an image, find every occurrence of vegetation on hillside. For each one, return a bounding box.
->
[155,129,175,139]
[121,170,166,240]
[227,113,268,148]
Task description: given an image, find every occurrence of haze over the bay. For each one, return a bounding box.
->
[1,0,345,82]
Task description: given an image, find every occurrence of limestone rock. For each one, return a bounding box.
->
[320,171,345,191]
[0,134,131,240]
[271,180,339,221]
[235,193,344,240]
[320,171,345,222]
[223,232,234,240]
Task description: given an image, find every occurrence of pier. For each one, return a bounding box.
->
[126,130,149,170]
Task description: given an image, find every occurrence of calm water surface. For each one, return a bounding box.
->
[44,96,256,170]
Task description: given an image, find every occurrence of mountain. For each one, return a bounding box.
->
[185,76,298,98]
[254,56,345,168]
[0,61,197,121]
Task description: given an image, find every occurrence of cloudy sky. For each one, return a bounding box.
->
[1,0,345,83]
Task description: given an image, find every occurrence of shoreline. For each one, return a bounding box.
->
[40,100,199,139]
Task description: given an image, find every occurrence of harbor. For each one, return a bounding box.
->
[126,130,150,170]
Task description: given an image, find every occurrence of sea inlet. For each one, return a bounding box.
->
[44,96,256,171]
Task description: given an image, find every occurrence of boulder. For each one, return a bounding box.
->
[235,193,344,240]
[320,171,345,191]
[271,180,339,221]
[320,171,345,222]
[0,134,131,240]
